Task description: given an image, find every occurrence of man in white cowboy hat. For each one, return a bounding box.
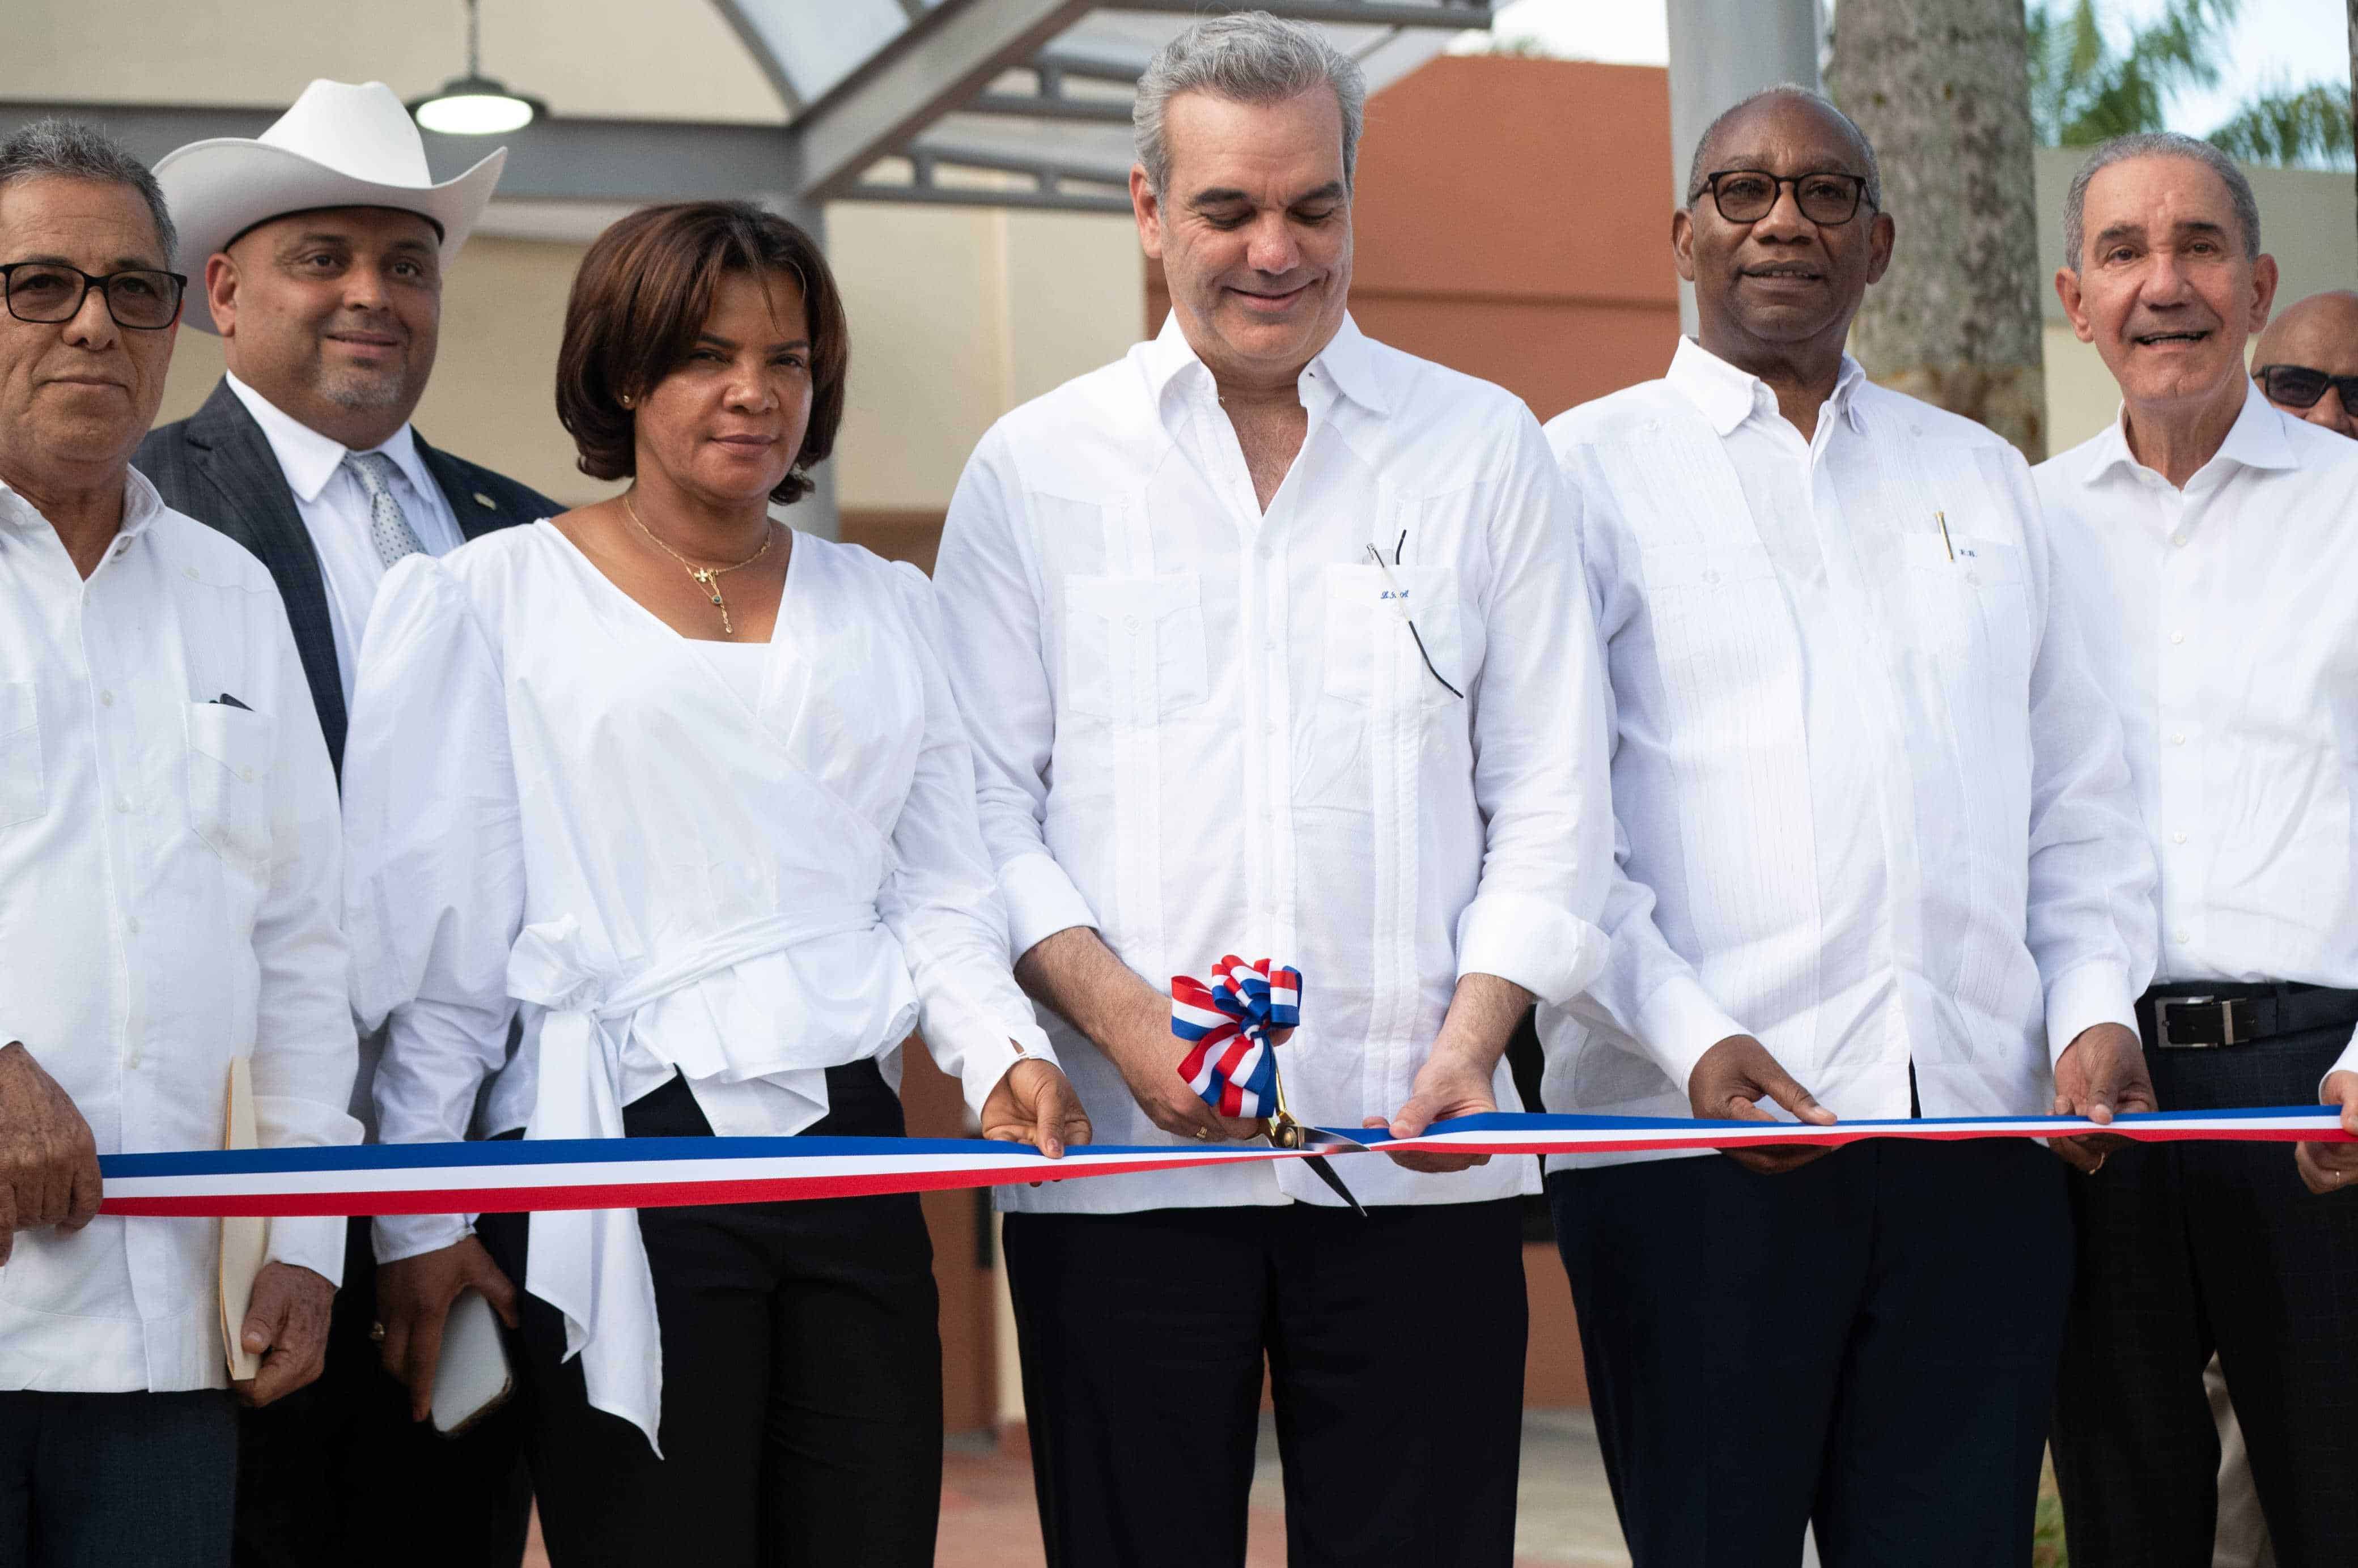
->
[135,79,553,1568]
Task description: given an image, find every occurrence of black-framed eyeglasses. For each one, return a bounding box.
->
[1,262,186,330]
[2254,363,2358,412]
[1697,170,1873,227]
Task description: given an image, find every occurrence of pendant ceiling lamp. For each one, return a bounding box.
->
[410,0,545,136]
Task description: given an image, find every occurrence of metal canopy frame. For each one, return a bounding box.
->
[0,0,1492,218]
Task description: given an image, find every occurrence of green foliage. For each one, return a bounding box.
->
[2208,81,2356,167]
[2026,0,2240,147]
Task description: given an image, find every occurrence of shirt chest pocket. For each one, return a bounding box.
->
[186,702,275,879]
[1321,563,1464,708]
[0,682,42,829]
[1061,573,1209,724]
[1901,534,2032,671]
[1638,542,1787,697]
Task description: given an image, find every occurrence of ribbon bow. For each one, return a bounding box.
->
[1172,956,1301,1120]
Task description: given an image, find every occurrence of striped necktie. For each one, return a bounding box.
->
[344,451,426,568]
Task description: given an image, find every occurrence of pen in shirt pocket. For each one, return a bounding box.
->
[1936,510,1956,563]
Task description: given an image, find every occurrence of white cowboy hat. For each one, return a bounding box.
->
[154,79,506,334]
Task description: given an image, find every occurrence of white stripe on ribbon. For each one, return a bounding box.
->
[97,1107,2350,1219]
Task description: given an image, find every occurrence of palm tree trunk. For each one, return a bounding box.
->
[1829,0,2049,461]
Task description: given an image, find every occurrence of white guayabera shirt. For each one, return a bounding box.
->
[0,470,357,1392]
[343,523,1054,1446]
[2036,384,2358,1084]
[932,312,1615,1214]
[1540,339,2157,1170]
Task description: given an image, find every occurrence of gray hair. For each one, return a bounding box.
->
[1685,84,1882,211]
[2062,131,2260,270]
[0,118,176,266]
[1133,10,1367,198]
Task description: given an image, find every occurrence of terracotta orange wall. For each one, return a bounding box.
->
[1148,56,1682,424]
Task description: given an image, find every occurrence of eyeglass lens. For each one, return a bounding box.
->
[5,265,183,329]
[1712,173,1864,226]
[2259,365,2358,410]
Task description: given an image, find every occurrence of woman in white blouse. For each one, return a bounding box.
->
[341,201,1088,1566]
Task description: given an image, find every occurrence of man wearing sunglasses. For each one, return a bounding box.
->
[2250,290,2358,440]
[0,120,357,1566]
[1541,87,2155,1563]
[2038,133,2358,1568]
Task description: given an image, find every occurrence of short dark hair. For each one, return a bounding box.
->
[1686,85,1881,211]
[0,117,177,265]
[556,201,847,506]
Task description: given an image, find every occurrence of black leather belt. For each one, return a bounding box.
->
[2134,983,2358,1050]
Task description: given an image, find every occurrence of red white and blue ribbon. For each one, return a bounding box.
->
[1172,957,1302,1119]
[96,1106,2351,1219]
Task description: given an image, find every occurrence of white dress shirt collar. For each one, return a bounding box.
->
[1141,308,1393,419]
[1,464,169,546]
[2077,380,2300,491]
[223,371,438,507]
[1665,335,1870,441]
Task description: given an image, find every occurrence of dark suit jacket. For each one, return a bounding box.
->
[136,379,559,774]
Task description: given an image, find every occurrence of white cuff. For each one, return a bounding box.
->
[374,1213,474,1266]
[2323,1034,2358,1102]
[265,1214,349,1288]
[1000,852,1100,959]
[1454,893,1610,1006]
[1632,975,1751,1099]
[2043,960,2139,1067]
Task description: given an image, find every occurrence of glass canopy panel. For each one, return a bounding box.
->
[723,0,916,105]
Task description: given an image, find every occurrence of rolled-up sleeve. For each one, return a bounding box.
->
[932,427,1100,958]
[876,562,1058,1115]
[1454,415,1614,1005]
[251,611,363,1285]
[342,557,525,1263]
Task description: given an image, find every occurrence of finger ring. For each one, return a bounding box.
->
[1193,1127,1210,1142]
[369,1321,386,1342]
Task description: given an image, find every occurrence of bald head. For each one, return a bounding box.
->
[1686,87,1881,210]
[2253,290,2358,439]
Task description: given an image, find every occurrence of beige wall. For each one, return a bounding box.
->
[2035,148,2358,454]
[153,207,1145,515]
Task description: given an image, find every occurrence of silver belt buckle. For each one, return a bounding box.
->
[2158,995,2232,1048]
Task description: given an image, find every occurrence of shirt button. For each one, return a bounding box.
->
[2170,733,2187,746]
[2173,929,2191,944]
[238,767,256,783]
[2171,831,2187,845]
[183,566,200,580]
[2170,530,2190,548]
[125,916,139,934]
[1702,568,1721,585]
[2169,631,2186,645]
[99,689,114,706]
[1123,615,1140,632]
[114,796,131,813]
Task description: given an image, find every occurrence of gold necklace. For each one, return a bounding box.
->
[621,491,773,638]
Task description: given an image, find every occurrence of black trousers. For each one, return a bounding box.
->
[1550,1139,2072,1568]
[2051,1023,2358,1568]
[0,1389,236,1567]
[1002,1197,1529,1568]
[231,1217,532,1568]
[477,1064,942,1568]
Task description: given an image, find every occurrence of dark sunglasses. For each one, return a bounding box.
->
[2254,363,2358,411]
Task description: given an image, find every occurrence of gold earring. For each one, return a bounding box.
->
[619,393,634,409]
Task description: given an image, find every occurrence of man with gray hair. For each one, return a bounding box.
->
[0,118,357,1565]
[2038,130,2358,1567]
[932,11,1612,1565]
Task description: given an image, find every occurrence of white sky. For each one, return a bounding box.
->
[1454,0,2350,139]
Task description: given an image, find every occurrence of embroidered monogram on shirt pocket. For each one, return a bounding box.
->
[0,681,43,828]
[1061,573,1209,723]
[1320,562,1464,707]
[1903,534,2030,665]
[186,701,274,878]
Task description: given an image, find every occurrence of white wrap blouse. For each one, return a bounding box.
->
[343,521,1053,1446]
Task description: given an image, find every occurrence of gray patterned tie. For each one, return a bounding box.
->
[345,451,426,568]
